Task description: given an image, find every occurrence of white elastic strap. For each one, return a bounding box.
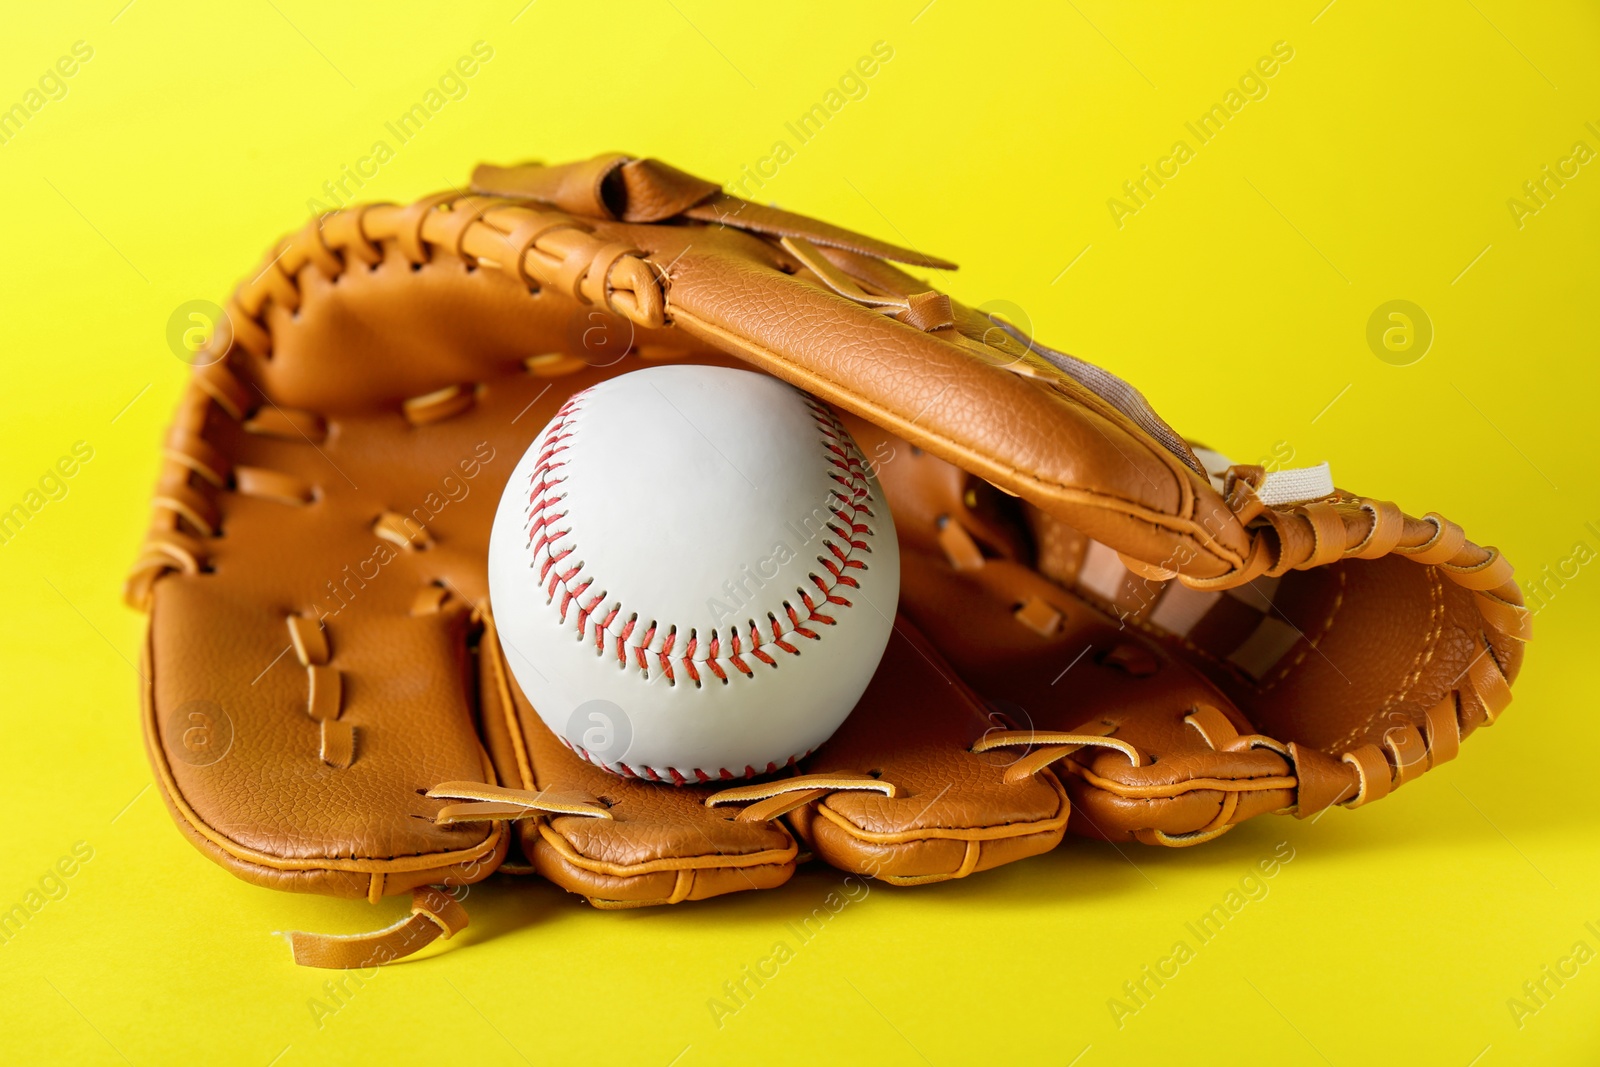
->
[1257,462,1335,507]
[1191,448,1334,508]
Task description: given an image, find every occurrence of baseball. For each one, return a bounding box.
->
[488,365,900,782]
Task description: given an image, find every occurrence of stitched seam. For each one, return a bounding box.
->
[1257,567,1345,694]
[1387,564,1446,709]
[534,822,799,876]
[524,389,875,695]
[1334,564,1446,753]
[665,307,1234,559]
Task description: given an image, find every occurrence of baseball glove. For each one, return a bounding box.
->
[127,153,1528,968]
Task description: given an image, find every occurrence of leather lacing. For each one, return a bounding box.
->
[1201,468,1526,810]
[126,193,675,967]
[934,460,1528,842]
[126,192,669,612]
[126,194,672,776]
[129,172,1533,959]
[704,773,897,823]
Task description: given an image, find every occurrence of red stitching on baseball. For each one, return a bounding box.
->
[522,388,877,692]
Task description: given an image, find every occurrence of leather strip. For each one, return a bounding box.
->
[1402,514,1468,566]
[1476,592,1534,641]
[306,664,341,722]
[1351,500,1404,559]
[426,781,612,821]
[291,216,344,279]
[1468,640,1513,722]
[971,729,1144,785]
[286,887,467,969]
[897,291,955,332]
[243,406,327,442]
[324,205,384,268]
[1441,549,1514,591]
[577,241,638,307]
[393,192,456,264]
[1135,793,1240,847]
[225,296,271,358]
[1384,722,1430,788]
[1060,761,1296,798]
[1341,745,1393,807]
[193,361,253,421]
[1184,705,1240,749]
[433,195,509,261]
[1301,502,1348,568]
[1013,596,1062,637]
[704,773,896,823]
[524,353,588,378]
[403,384,476,425]
[490,209,585,290]
[409,585,449,617]
[480,608,537,792]
[164,429,231,487]
[1287,742,1356,816]
[247,251,301,315]
[1422,697,1461,766]
[287,615,329,666]
[153,480,219,537]
[235,466,314,506]
[320,719,355,769]
[138,532,205,575]
[936,518,985,571]
[374,511,431,550]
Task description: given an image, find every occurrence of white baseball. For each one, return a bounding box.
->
[488,365,900,782]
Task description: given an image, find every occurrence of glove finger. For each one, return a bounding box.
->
[787,616,1070,885]
[477,613,800,908]
[140,409,516,903]
[894,542,1294,846]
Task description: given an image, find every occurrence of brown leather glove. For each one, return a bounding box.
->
[127,153,1528,967]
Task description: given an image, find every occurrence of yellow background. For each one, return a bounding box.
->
[2,1,1596,1063]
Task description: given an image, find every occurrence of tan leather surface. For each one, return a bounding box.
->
[855,411,1524,842]
[790,618,1069,883]
[499,643,804,903]
[127,153,1530,959]
[662,248,1256,582]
